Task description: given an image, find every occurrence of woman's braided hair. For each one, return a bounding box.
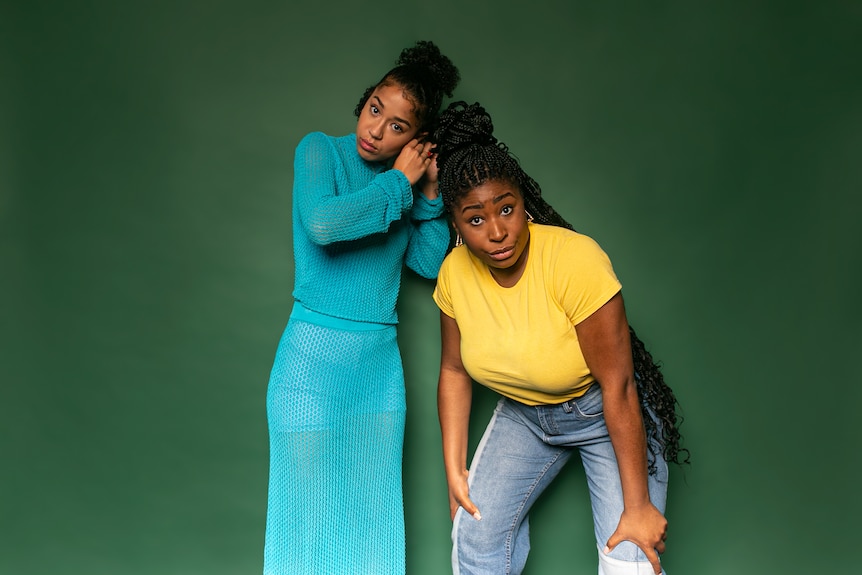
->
[354,40,460,133]
[433,102,689,472]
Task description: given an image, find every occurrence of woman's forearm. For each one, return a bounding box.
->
[437,367,473,480]
[601,377,652,508]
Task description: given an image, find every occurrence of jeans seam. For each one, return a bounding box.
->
[503,447,566,574]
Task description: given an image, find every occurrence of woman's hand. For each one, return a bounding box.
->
[392,138,433,185]
[416,153,440,200]
[447,468,482,522]
[604,502,668,574]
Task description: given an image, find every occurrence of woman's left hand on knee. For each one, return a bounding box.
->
[603,503,668,574]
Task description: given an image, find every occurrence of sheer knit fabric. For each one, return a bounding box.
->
[263,132,449,575]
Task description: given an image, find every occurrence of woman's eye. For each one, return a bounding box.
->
[469,217,483,226]
[391,123,403,133]
[501,205,513,215]
[370,105,379,115]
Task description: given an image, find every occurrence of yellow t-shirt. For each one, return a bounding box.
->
[433,223,622,406]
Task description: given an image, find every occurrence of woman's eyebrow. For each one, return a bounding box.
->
[460,202,483,214]
[372,96,412,128]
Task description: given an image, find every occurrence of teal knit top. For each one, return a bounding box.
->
[291,132,450,325]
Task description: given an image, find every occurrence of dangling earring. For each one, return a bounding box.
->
[525,210,534,222]
[455,233,463,247]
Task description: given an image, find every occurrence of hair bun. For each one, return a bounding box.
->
[433,101,498,159]
[396,40,460,97]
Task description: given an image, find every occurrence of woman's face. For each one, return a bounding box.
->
[355,83,420,162]
[452,179,531,287]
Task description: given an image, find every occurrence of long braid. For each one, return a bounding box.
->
[433,102,689,471]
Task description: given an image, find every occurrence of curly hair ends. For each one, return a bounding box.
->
[434,100,689,473]
[630,326,690,473]
[353,40,460,131]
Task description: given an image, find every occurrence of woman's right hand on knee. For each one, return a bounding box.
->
[448,469,482,521]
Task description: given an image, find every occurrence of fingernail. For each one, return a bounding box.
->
[473,511,482,521]
[603,546,610,554]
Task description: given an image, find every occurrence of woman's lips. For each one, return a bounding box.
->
[359,137,377,153]
[488,246,515,261]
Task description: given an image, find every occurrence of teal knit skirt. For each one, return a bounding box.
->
[263,304,406,574]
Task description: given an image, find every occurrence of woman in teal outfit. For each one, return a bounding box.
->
[263,42,460,574]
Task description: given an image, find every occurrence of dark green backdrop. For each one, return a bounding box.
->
[2,1,860,574]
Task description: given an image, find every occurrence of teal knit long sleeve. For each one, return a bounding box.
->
[291,132,449,324]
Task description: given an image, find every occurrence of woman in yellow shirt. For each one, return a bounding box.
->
[431,102,688,575]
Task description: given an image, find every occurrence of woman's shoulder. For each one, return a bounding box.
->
[531,224,610,262]
[296,132,355,163]
[297,131,335,149]
[439,245,475,278]
[440,244,467,267]
[298,130,357,147]
[295,131,327,156]
[532,223,594,248]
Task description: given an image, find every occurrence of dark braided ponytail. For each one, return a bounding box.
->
[354,41,460,133]
[433,101,689,472]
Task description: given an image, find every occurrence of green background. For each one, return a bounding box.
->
[2,1,860,574]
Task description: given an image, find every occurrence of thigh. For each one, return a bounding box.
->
[576,398,669,562]
[460,399,574,533]
[267,319,405,431]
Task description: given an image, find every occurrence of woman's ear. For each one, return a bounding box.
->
[451,222,463,247]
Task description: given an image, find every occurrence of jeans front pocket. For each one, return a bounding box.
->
[569,383,604,418]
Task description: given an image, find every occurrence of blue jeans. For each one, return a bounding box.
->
[452,384,668,575]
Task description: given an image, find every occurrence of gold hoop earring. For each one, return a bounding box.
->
[455,233,463,247]
[525,210,534,222]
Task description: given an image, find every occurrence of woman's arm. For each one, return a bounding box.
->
[437,311,482,521]
[575,291,667,574]
[404,197,449,278]
[294,133,414,245]
[404,155,448,279]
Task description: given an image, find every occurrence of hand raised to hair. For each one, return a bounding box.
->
[392,138,433,186]
[416,153,440,200]
[604,503,668,575]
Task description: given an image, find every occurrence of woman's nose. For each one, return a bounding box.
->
[488,219,507,242]
[368,119,384,139]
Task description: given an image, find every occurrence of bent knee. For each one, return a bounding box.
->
[598,545,663,575]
